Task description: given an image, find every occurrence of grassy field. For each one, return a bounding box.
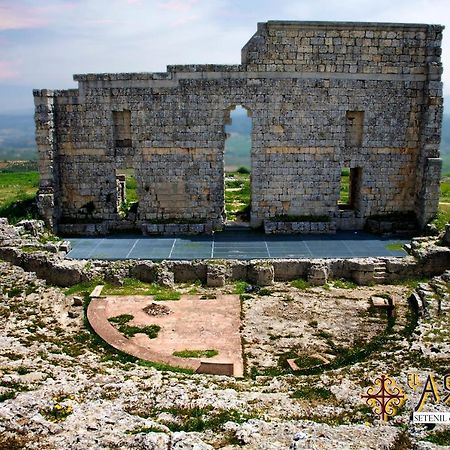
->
[0,170,39,223]
[339,169,349,204]
[435,176,450,230]
[224,169,250,222]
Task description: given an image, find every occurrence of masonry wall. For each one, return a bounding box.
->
[34,21,444,235]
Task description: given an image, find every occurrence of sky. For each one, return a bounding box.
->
[0,0,449,113]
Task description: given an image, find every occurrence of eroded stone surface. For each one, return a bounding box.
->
[0,261,449,448]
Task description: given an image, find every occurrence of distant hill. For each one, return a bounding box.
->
[0,113,36,161]
[225,106,251,170]
[440,113,450,174]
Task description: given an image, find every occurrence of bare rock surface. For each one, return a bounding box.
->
[0,258,448,448]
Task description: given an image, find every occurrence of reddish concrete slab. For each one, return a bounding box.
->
[87,294,243,377]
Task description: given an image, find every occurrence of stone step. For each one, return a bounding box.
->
[223,223,252,232]
[90,285,104,298]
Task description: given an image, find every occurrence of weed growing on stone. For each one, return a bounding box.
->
[40,393,76,423]
[331,279,357,289]
[0,391,16,402]
[294,354,327,369]
[234,280,251,295]
[290,279,310,290]
[15,367,30,375]
[80,300,194,374]
[64,277,181,301]
[40,403,73,423]
[424,429,450,446]
[141,405,254,433]
[126,426,167,435]
[257,288,273,296]
[291,386,335,401]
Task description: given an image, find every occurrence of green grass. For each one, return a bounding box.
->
[439,179,450,202]
[291,386,335,401]
[118,169,139,217]
[233,280,251,295]
[385,242,405,252]
[224,171,250,222]
[290,279,311,290]
[433,202,450,231]
[126,425,166,435]
[124,170,138,203]
[0,171,39,223]
[172,349,218,358]
[424,430,450,446]
[294,354,326,369]
[331,279,357,289]
[108,314,160,339]
[432,178,450,231]
[135,405,254,433]
[339,169,349,204]
[102,278,181,301]
[64,278,181,301]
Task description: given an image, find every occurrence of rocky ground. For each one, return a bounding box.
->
[0,259,449,449]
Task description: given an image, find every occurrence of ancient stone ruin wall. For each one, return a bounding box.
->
[34,21,444,235]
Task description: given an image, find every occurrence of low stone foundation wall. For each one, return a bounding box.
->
[142,222,214,235]
[264,220,336,234]
[59,223,109,236]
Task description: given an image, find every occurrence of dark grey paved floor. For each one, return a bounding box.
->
[66,231,409,260]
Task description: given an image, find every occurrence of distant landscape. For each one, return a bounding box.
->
[0,113,36,161]
[1,109,449,175]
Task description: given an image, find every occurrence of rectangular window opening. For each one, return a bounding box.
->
[339,167,362,210]
[116,168,138,216]
[345,111,364,147]
[113,110,132,147]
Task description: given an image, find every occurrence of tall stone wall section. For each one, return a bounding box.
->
[34,21,444,235]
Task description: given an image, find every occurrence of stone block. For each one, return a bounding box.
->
[248,262,274,286]
[206,264,226,287]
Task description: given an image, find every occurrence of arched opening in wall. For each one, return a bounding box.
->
[224,105,252,224]
[116,168,139,218]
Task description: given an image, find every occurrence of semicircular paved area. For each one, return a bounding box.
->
[87,293,244,377]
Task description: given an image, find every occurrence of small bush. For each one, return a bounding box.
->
[236,166,250,174]
[234,281,251,294]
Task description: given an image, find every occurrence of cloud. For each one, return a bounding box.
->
[158,0,199,12]
[0,60,19,80]
[0,4,48,30]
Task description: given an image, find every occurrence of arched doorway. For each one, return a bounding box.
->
[224,105,252,225]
